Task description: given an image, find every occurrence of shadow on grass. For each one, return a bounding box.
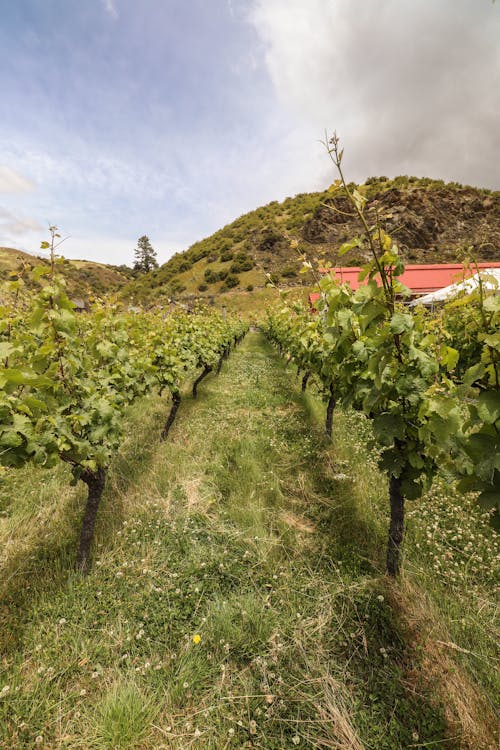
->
[0,392,172,657]
[271,351,455,749]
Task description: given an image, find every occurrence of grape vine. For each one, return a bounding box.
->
[265,137,499,575]
[0,231,248,571]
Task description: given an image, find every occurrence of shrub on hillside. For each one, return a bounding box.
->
[230,253,254,273]
[204,269,218,284]
[222,274,239,290]
[204,268,228,284]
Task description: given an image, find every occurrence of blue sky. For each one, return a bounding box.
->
[1,0,499,265]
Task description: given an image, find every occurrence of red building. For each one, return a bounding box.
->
[309,262,500,307]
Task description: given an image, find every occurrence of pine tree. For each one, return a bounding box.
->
[133,235,159,274]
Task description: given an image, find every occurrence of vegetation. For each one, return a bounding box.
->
[0,334,497,749]
[0,229,247,571]
[0,247,129,303]
[120,176,500,308]
[0,152,499,749]
[265,137,499,578]
[133,236,159,275]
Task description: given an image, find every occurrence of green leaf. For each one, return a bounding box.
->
[457,476,485,493]
[477,488,500,511]
[338,238,361,256]
[463,432,499,462]
[0,342,16,360]
[441,346,459,373]
[390,312,413,334]
[373,413,405,446]
[476,390,500,424]
[463,362,486,386]
[0,369,52,389]
[32,265,51,280]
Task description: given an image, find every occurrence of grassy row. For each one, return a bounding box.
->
[0,333,498,749]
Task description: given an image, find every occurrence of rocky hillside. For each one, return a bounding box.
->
[0,246,130,304]
[122,176,500,307]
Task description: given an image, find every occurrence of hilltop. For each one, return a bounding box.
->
[4,177,499,314]
[121,176,500,310]
[0,246,131,304]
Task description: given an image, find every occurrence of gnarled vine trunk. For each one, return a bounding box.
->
[325,384,336,438]
[301,371,310,393]
[192,365,212,398]
[161,392,181,441]
[76,467,107,574]
[386,474,405,576]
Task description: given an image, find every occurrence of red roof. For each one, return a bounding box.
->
[309,263,500,305]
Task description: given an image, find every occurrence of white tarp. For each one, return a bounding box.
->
[410,268,500,307]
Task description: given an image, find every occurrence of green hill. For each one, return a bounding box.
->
[122,176,500,309]
[0,246,130,304]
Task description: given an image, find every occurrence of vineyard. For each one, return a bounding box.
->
[1,205,499,748]
[265,245,500,574]
[0,231,248,572]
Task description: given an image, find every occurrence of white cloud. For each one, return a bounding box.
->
[101,0,118,20]
[0,206,42,239]
[0,166,35,193]
[248,0,500,189]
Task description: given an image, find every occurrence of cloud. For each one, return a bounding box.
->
[0,207,43,244]
[248,0,500,189]
[101,0,118,19]
[0,166,35,193]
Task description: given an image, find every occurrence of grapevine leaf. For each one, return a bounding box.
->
[373,413,405,446]
[390,312,413,334]
[476,391,500,424]
[463,362,486,386]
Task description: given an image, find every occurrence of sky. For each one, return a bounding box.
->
[1,0,499,266]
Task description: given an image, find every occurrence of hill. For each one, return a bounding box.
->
[122,176,500,309]
[0,246,130,304]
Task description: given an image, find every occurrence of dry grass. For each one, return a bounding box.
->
[298,675,366,750]
[393,578,499,750]
[280,510,316,534]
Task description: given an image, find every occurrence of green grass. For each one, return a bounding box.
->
[0,334,497,749]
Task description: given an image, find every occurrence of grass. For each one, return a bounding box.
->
[0,334,498,749]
